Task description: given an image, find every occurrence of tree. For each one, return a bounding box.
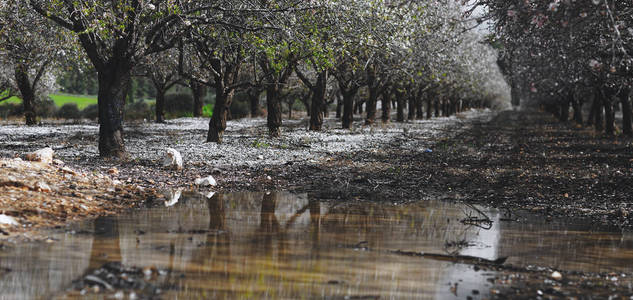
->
[136,50,181,123]
[30,1,210,157]
[0,0,70,125]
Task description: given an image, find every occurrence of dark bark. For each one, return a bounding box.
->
[416,98,424,120]
[207,58,240,143]
[604,97,615,136]
[294,68,328,131]
[191,81,206,117]
[426,98,432,119]
[155,88,166,123]
[335,93,343,119]
[337,82,359,129]
[442,99,449,117]
[621,88,632,136]
[14,65,37,125]
[247,86,263,117]
[354,99,364,114]
[572,94,583,125]
[266,85,283,137]
[287,97,293,119]
[365,67,380,125]
[380,88,391,123]
[207,86,235,143]
[434,99,440,118]
[407,93,415,121]
[309,71,327,131]
[97,65,131,158]
[559,98,570,122]
[396,89,405,122]
[593,90,604,132]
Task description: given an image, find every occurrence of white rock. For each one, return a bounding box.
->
[0,214,18,226]
[164,189,182,207]
[205,191,216,199]
[551,271,562,280]
[25,147,54,164]
[52,159,64,166]
[162,148,183,170]
[35,181,51,192]
[257,155,264,160]
[195,176,217,186]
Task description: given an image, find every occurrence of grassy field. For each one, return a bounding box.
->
[1,93,98,109]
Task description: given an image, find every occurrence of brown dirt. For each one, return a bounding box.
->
[0,158,160,238]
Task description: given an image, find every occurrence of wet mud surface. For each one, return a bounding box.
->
[0,192,631,299]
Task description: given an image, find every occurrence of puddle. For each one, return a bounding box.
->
[1,192,632,299]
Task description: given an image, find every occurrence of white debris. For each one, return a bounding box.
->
[0,214,19,226]
[195,176,217,186]
[205,191,216,199]
[164,189,182,207]
[25,147,54,164]
[551,271,562,281]
[35,181,51,192]
[162,148,183,170]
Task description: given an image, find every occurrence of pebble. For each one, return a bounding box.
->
[36,181,52,192]
[0,214,18,226]
[551,271,562,280]
[25,147,54,164]
[107,167,119,175]
[162,148,183,170]
[195,176,217,186]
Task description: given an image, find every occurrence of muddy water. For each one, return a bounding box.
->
[1,192,632,299]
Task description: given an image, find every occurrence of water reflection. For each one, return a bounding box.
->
[0,192,631,299]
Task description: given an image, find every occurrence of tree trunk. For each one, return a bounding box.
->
[14,65,37,125]
[267,85,282,137]
[621,88,632,136]
[354,99,363,114]
[191,81,205,117]
[593,92,604,132]
[559,99,569,122]
[604,98,615,136]
[335,93,343,119]
[248,87,262,117]
[434,99,440,118]
[342,91,357,129]
[207,83,234,143]
[380,89,391,123]
[309,71,327,131]
[426,98,432,119]
[155,88,166,123]
[396,90,405,122]
[572,96,583,125]
[407,94,415,121]
[97,66,130,158]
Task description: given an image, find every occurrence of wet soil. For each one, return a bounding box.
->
[269,110,633,228]
[1,192,631,299]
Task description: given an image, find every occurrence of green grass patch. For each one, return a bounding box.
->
[49,94,97,109]
[1,93,97,109]
[0,96,21,105]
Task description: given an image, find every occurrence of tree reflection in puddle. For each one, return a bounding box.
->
[0,192,632,299]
